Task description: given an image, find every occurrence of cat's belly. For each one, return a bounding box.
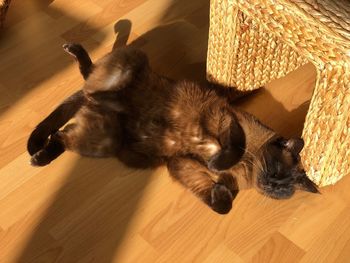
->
[133,129,221,161]
[128,103,222,160]
[179,136,221,159]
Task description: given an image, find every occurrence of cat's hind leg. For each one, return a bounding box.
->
[167,157,238,214]
[30,128,116,166]
[63,43,93,80]
[30,132,66,166]
[30,123,83,166]
[30,116,121,166]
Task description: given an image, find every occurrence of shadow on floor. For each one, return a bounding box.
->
[236,87,310,138]
[0,0,107,116]
[13,0,312,261]
[15,158,154,262]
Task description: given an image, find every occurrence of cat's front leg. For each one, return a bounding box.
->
[211,172,239,213]
[167,157,237,214]
[210,183,233,214]
[208,112,245,172]
[207,147,242,172]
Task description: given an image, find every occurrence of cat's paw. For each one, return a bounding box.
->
[27,128,49,155]
[207,150,237,172]
[211,184,233,214]
[30,150,52,167]
[208,153,227,172]
[63,43,83,58]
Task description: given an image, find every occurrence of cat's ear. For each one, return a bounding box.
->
[297,173,320,194]
[285,137,304,154]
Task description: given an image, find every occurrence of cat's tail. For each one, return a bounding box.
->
[27,90,85,155]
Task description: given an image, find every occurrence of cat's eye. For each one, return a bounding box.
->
[272,137,287,147]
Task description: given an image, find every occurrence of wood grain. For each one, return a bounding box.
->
[0,0,349,262]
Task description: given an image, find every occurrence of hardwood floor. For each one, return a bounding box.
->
[1,0,349,262]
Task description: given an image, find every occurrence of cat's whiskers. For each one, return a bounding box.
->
[249,157,266,177]
[246,159,264,177]
[261,154,268,172]
[257,193,268,208]
[243,148,265,174]
[256,158,266,174]
[260,193,270,210]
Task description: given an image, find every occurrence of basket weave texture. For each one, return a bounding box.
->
[207,0,350,186]
[0,0,11,28]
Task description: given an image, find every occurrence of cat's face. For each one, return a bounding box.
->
[253,137,319,199]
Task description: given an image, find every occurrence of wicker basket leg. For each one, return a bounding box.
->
[301,63,350,186]
[206,0,307,90]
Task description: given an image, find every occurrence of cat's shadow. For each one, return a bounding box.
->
[0,0,108,117]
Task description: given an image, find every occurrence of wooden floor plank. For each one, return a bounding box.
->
[1,0,349,263]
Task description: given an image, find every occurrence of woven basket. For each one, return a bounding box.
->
[0,0,11,28]
[207,0,350,187]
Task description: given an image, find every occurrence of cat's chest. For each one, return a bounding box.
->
[130,110,221,159]
[184,135,221,157]
[159,127,221,159]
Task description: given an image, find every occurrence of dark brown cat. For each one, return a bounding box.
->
[27,43,319,214]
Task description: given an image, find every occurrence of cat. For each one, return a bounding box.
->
[27,43,319,214]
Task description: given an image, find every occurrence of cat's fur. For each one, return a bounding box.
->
[27,43,319,214]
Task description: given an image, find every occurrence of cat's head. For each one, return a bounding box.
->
[253,136,319,199]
